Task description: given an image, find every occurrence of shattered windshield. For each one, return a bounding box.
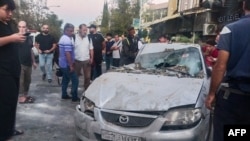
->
[136,47,203,77]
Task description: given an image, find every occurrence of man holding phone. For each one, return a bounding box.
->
[35,24,57,83]
[18,21,37,104]
[0,0,27,140]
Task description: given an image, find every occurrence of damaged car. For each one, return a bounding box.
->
[74,43,212,141]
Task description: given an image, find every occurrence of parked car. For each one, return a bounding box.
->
[74,43,212,141]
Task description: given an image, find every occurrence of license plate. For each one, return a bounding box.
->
[101,130,142,141]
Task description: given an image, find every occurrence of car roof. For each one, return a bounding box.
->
[140,43,201,55]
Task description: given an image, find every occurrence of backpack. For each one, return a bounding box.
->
[72,34,90,43]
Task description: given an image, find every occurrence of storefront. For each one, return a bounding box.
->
[148,0,244,42]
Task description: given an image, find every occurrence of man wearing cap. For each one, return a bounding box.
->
[120,26,139,65]
[88,24,106,80]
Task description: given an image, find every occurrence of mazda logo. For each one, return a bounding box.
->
[119,115,129,124]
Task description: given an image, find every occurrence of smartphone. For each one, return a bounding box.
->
[23,32,31,36]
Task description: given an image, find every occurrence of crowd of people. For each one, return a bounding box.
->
[1,0,250,141]
[56,24,143,102]
[0,0,142,139]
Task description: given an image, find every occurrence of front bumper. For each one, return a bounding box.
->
[74,105,208,141]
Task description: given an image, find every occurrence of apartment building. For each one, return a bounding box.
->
[142,0,243,40]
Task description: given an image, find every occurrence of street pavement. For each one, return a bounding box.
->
[13,67,84,141]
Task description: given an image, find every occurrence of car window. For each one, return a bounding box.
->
[136,47,203,76]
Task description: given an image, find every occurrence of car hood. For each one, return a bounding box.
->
[85,72,204,111]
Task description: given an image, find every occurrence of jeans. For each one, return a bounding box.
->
[39,53,53,80]
[112,58,120,67]
[61,67,79,100]
[105,55,112,71]
[213,89,250,141]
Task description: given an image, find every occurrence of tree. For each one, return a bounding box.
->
[108,0,137,35]
[142,29,148,38]
[13,1,63,42]
[131,0,140,20]
[101,0,110,34]
[44,14,63,42]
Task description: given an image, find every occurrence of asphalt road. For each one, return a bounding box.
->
[13,67,84,141]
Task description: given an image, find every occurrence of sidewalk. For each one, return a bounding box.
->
[13,68,84,141]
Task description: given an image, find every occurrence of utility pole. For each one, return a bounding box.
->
[139,0,142,29]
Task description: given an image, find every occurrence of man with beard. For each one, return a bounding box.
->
[74,24,93,91]
[0,0,26,140]
[120,26,139,65]
[35,24,57,83]
[88,24,105,80]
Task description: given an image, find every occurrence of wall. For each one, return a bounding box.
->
[168,0,178,17]
[178,0,200,12]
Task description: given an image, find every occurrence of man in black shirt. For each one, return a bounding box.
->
[88,24,106,80]
[105,33,114,71]
[120,26,139,65]
[35,24,57,83]
[0,0,26,140]
[18,21,37,104]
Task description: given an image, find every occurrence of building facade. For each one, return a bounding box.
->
[141,2,168,24]
[142,0,243,42]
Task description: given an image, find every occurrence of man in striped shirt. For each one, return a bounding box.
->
[58,23,79,102]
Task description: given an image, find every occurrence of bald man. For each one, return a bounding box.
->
[18,21,37,104]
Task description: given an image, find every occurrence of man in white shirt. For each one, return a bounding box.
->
[74,24,94,90]
[111,34,122,67]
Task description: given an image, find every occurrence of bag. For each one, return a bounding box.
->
[72,34,90,43]
[56,68,63,77]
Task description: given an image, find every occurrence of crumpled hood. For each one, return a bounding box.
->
[85,72,204,111]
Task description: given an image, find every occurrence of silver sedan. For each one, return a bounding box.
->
[74,43,213,141]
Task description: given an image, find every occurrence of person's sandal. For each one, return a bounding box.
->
[19,97,34,104]
[26,96,35,101]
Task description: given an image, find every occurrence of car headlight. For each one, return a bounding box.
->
[82,97,95,112]
[80,97,96,118]
[80,96,95,111]
[161,107,202,130]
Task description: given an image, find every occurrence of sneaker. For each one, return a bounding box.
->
[42,74,46,81]
[72,97,80,102]
[61,95,72,100]
[48,79,52,83]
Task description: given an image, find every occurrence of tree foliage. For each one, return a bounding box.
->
[13,1,63,42]
[101,0,109,34]
[101,0,140,36]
